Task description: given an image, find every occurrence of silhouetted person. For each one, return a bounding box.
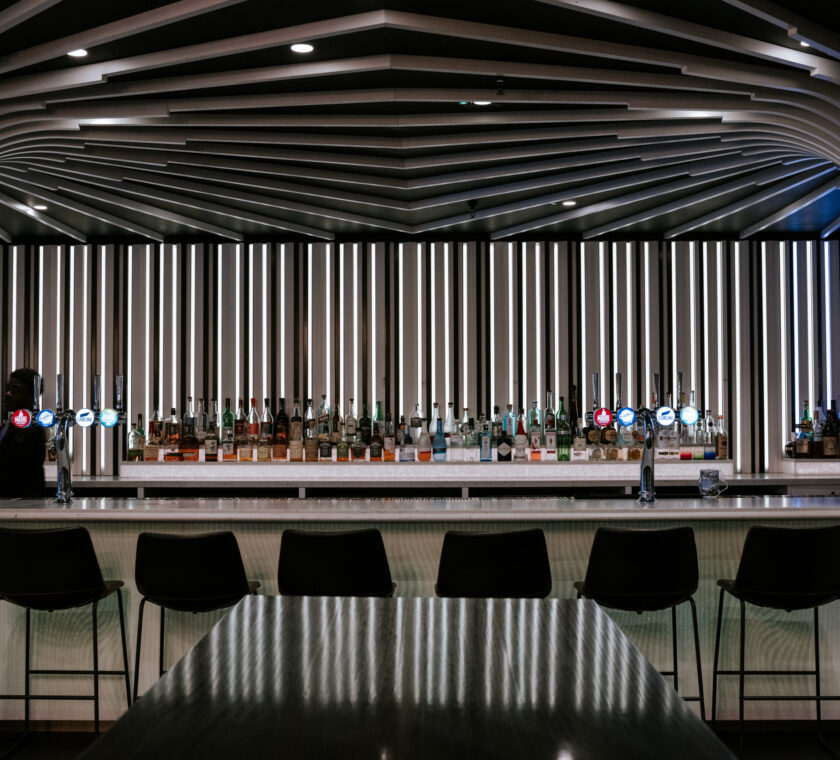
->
[0,368,46,498]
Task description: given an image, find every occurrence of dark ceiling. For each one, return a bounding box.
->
[1,0,840,243]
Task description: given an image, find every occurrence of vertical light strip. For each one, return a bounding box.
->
[324,244,330,405]
[38,247,44,379]
[535,244,542,406]
[10,247,17,368]
[127,247,134,424]
[824,241,833,405]
[671,242,678,401]
[462,244,469,408]
[217,244,223,408]
[353,243,359,403]
[581,245,587,412]
[189,245,196,398]
[100,246,106,473]
[371,243,377,404]
[279,245,286,397]
[55,247,62,378]
[235,244,241,405]
[644,242,650,405]
[82,245,88,473]
[717,242,724,413]
[339,244,345,406]
[490,244,496,407]
[262,245,268,398]
[522,245,528,408]
[689,242,697,394]
[599,242,606,405]
[702,243,710,412]
[780,243,789,451]
[158,245,164,413]
[145,246,151,420]
[431,244,437,406]
[761,242,769,470]
[625,243,632,406]
[249,244,255,398]
[398,244,404,416]
[171,245,177,408]
[553,244,560,401]
[508,243,515,407]
[806,240,815,409]
[417,245,422,406]
[734,242,742,473]
[307,244,313,399]
[611,244,618,404]
[68,247,75,456]
[792,242,800,418]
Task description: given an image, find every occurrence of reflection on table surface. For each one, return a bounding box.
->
[81,596,733,760]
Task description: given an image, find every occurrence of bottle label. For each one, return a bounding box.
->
[449,432,463,448]
[272,442,287,460]
[370,441,383,460]
[337,441,349,461]
[260,422,273,439]
[544,431,557,452]
[823,437,838,457]
[497,440,512,460]
[587,429,600,443]
[304,439,319,461]
[529,431,541,449]
[603,428,617,443]
[795,437,809,455]
[351,442,366,460]
[205,437,218,456]
[384,435,396,453]
[480,437,492,460]
[319,441,332,460]
[345,419,357,435]
[716,434,729,459]
[127,448,144,462]
[222,441,236,460]
[410,416,423,429]
[399,445,415,462]
[289,440,303,461]
[257,443,271,461]
[290,421,303,439]
[238,445,254,462]
[234,420,246,438]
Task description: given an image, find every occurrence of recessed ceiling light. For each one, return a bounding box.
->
[67,48,88,57]
[32,204,48,211]
[562,200,577,207]
[800,41,810,47]
[291,43,314,54]
[473,100,492,106]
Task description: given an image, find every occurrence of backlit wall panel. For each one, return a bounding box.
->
[1,240,838,476]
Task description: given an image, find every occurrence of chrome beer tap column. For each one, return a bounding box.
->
[637,407,656,503]
[54,373,75,504]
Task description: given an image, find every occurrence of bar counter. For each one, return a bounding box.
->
[2,495,840,728]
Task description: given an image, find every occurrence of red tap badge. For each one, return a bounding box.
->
[594,408,613,428]
[12,409,32,428]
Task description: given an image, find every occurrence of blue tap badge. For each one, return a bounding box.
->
[75,408,95,427]
[679,406,700,426]
[36,409,55,428]
[655,406,676,426]
[617,407,636,427]
[99,408,118,427]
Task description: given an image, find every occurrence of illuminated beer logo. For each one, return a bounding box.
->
[75,408,95,427]
[99,408,119,428]
[679,406,700,426]
[594,407,613,428]
[36,409,55,428]
[656,406,676,426]
[617,407,636,427]
[11,409,32,428]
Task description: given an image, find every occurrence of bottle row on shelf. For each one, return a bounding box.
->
[125,374,730,464]
[785,401,840,459]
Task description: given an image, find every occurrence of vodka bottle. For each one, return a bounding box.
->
[543,390,556,456]
[428,402,440,436]
[443,401,456,441]
[410,402,424,440]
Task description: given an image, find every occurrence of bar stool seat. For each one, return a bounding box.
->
[575,526,705,719]
[133,531,259,701]
[0,526,131,734]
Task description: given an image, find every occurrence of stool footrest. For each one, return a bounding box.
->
[716,669,816,676]
[29,669,127,676]
[0,694,96,701]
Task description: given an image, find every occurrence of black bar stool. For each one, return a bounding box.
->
[0,526,131,733]
[712,524,840,751]
[277,528,395,596]
[133,531,259,701]
[435,529,552,598]
[574,526,705,719]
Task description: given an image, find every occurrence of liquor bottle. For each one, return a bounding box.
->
[303,398,318,462]
[336,429,350,462]
[221,398,236,461]
[479,422,493,462]
[703,409,716,460]
[716,413,729,460]
[369,416,383,461]
[372,400,385,438]
[195,397,207,445]
[428,402,440,436]
[812,407,825,459]
[514,409,528,460]
[148,407,163,446]
[289,398,303,462]
[432,418,447,462]
[823,402,839,458]
[383,412,396,462]
[464,416,479,462]
[205,401,219,461]
[443,401,456,441]
[318,394,331,442]
[163,407,181,461]
[448,407,465,461]
[400,426,416,462]
[795,400,812,458]
[257,397,273,462]
[244,397,258,442]
[273,398,288,460]
[350,429,366,461]
[556,397,572,461]
[236,397,255,461]
[396,415,406,447]
[571,419,587,461]
[491,404,503,445]
[359,402,372,445]
[345,399,357,440]
[331,401,342,445]
[568,384,580,438]
[503,403,516,439]
[543,390,556,457]
[128,416,145,461]
[416,425,432,462]
[180,397,199,461]
[527,400,542,447]
[410,402,424,440]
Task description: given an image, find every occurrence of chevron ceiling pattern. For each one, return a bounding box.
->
[1,0,839,243]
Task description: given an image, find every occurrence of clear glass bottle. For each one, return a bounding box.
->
[527,400,542,459]
[257,397,273,461]
[491,404,503,445]
[432,419,447,461]
[410,402,424,440]
[163,407,181,461]
[246,397,259,444]
[703,409,716,460]
[234,398,247,448]
[303,398,318,461]
[148,407,163,446]
[416,426,432,462]
[383,412,396,462]
[317,394,331,442]
[443,401,456,440]
[514,409,528,460]
[127,416,145,462]
[345,399,357,439]
[399,426,416,462]
[428,402,440,436]
[195,397,207,444]
[716,413,729,460]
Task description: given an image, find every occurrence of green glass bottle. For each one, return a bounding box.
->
[556,396,572,461]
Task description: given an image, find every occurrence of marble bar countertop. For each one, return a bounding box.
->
[3,495,840,522]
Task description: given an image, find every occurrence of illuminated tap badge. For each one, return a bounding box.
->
[617,407,636,427]
[75,409,95,427]
[656,406,676,426]
[99,408,118,428]
[594,407,613,428]
[679,406,700,426]
[36,409,55,428]
[11,409,32,428]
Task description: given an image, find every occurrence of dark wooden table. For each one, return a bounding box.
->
[81,596,733,760]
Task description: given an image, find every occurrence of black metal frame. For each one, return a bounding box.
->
[132,596,167,703]
[711,588,840,758]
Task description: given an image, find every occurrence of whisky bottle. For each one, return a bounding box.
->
[514,409,528,460]
[318,394,331,442]
[556,397,571,461]
[331,401,342,445]
[716,413,729,460]
[359,402,372,445]
[205,401,219,461]
[257,397,273,462]
[234,398,247,448]
[544,390,556,457]
[372,400,385,438]
[350,432,366,461]
[345,399,357,439]
[273,397,288,460]
[823,402,839,458]
[369,418,383,461]
[180,397,199,461]
[128,415,145,461]
[221,398,236,461]
[148,407,163,446]
[163,407,182,461]
[432,419,447,462]
[383,412,396,462]
[336,430,350,462]
[289,398,303,462]
[399,426,416,462]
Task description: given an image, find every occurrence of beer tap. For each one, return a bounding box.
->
[637,407,656,503]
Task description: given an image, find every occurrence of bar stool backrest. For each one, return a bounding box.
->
[734,524,840,598]
[135,531,250,609]
[435,528,552,598]
[277,528,394,597]
[0,526,106,607]
[582,526,698,606]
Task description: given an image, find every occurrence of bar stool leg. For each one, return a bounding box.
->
[671,605,679,694]
[814,606,821,726]
[92,601,100,733]
[688,597,706,721]
[738,599,746,756]
[159,606,166,678]
[133,597,147,703]
[116,589,131,708]
[24,608,31,732]
[711,588,725,727]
